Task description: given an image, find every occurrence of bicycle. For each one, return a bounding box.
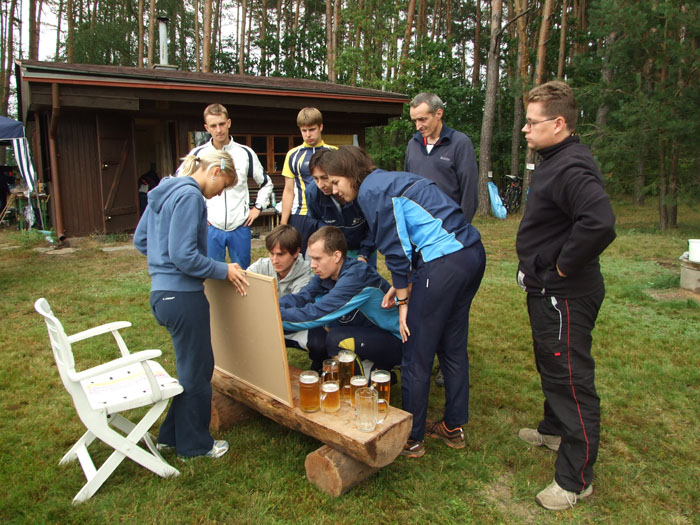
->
[501,174,523,214]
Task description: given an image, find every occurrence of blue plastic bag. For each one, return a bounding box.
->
[488,181,507,219]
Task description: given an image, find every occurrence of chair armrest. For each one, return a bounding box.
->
[68,322,132,343]
[68,321,133,357]
[69,349,162,382]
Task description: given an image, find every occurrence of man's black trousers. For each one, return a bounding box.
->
[527,287,605,493]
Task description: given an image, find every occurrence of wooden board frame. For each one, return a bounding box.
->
[204,274,293,407]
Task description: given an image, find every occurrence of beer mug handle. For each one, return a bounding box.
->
[376,399,388,424]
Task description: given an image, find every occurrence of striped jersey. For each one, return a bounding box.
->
[281,141,336,215]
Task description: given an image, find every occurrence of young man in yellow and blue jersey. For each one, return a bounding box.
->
[280,107,336,254]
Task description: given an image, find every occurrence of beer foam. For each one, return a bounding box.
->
[372,371,390,382]
[350,377,368,386]
[321,382,339,392]
[300,375,319,384]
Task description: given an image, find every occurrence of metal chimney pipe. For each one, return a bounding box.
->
[157,16,169,65]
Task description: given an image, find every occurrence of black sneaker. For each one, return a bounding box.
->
[400,439,425,458]
[425,420,465,449]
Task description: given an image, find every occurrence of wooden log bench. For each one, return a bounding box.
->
[211,365,412,496]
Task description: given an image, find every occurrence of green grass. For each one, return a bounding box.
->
[1,199,699,523]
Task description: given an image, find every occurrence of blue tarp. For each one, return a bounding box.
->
[488,181,507,219]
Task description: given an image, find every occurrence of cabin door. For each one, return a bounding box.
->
[96,114,138,234]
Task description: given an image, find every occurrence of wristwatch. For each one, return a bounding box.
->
[254,203,263,211]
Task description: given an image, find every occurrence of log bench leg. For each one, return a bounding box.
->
[210,390,255,432]
[305,445,381,497]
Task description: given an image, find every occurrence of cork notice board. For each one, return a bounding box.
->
[204,274,293,407]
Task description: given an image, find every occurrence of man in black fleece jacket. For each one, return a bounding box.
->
[515,81,616,511]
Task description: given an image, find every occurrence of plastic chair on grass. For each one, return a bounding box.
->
[34,298,184,504]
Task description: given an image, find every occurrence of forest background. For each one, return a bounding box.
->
[0,0,698,229]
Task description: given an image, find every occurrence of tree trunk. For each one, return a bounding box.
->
[194,0,201,71]
[669,142,678,228]
[658,138,668,231]
[595,32,616,130]
[202,0,212,72]
[400,0,417,71]
[534,0,554,86]
[29,0,40,60]
[213,0,222,65]
[137,0,144,66]
[0,0,16,115]
[332,0,340,83]
[66,0,74,63]
[260,1,268,75]
[515,0,533,211]
[557,0,568,79]
[511,87,524,179]
[634,157,645,205]
[239,0,247,74]
[148,0,156,67]
[477,0,503,217]
[55,0,64,60]
[473,0,482,87]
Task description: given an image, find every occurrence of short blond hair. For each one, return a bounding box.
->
[203,103,228,121]
[296,107,323,127]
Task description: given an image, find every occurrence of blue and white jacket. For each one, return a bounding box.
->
[279,258,400,339]
[357,169,482,289]
[306,184,376,259]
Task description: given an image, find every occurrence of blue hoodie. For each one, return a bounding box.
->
[357,169,482,289]
[134,177,228,292]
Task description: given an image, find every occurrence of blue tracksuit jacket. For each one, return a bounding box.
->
[279,258,400,339]
[306,184,376,258]
[357,169,482,289]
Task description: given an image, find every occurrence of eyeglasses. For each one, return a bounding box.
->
[524,116,558,128]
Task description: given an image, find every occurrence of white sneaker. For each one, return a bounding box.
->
[205,440,229,459]
[535,479,593,511]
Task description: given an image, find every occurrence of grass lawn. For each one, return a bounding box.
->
[0,199,698,524]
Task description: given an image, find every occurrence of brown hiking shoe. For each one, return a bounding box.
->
[425,420,465,449]
[518,428,561,452]
[400,439,426,458]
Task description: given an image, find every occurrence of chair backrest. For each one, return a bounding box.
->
[34,298,79,394]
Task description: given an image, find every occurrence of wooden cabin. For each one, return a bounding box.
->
[15,60,408,238]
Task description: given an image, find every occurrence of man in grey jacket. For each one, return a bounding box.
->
[234,224,313,297]
[405,92,478,223]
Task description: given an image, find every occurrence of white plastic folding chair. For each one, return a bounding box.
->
[34,298,184,504]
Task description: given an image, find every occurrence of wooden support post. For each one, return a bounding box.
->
[210,390,255,432]
[305,445,381,497]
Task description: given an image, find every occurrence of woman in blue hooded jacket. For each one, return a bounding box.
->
[134,149,248,459]
[325,146,486,458]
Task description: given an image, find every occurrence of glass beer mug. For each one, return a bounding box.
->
[299,370,320,413]
[337,349,356,404]
[320,379,340,413]
[370,369,391,417]
[344,375,368,408]
[355,386,387,432]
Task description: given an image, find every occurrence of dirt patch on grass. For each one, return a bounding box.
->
[481,474,538,523]
[646,288,700,303]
